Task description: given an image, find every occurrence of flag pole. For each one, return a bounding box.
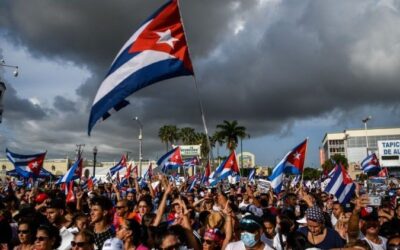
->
[177,0,214,169]
[300,137,309,186]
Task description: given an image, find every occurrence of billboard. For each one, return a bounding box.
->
[179,145,201,157]
[377,140,400,167]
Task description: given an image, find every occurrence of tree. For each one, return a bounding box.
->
[210,131,225,163]
[321,154,349,173]
[216,120,247,152]
[179,127,197,145]
[158,125,180,152]
[195,132,211,159]
[302,167,322,180]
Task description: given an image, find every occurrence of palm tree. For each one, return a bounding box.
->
[216,120,247,152]
[211,131,225,164]
[179,127,197,145]
[158,125,180,152]
[195,132,212,159]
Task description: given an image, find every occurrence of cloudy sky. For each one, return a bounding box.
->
[1,0,400,167]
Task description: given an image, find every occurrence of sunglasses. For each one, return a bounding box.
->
[71,241,88,248]
[115,206,126,209]
[35,236,49,242]
[18,230,30,234]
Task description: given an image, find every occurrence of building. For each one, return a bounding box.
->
[322,127,400,178]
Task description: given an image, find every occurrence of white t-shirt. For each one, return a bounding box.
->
[57,227,74,250]
[225,240,273,250]
[363,236,387,250]
[273,234,287,250]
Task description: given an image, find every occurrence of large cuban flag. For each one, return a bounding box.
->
[56,158,82,184]
[209,151,239,186]
[88,0,194,135]
[6,148,47,178]
[157,146,183,172]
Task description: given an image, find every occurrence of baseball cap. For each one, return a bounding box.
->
[239,215,263,232]
[35,193,48,204]
[360,207,378,221]
[343,203,354,213]
[102,238,123,250]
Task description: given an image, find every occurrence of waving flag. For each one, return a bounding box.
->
[283,139,308,174]
[109,154,127,176]
[132,165,138,176]
[183,156,200,168]
[361,153,381,175]
[187,177,197,192]
[209,151,239,186]
[324,164,355,204]
[378,167,389,177]
[125,163,132,179]
[66,182,75,203]
[201,161,211,185]
[248,168,256,183]
[56,158,82,184]
[157,147,183,172]
[268,154,289,193]
[6,148,47,178]
[88,0,193,135]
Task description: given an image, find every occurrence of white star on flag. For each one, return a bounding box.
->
[31,161,38,169]
[155,29,179,48]
[294,152,301,160]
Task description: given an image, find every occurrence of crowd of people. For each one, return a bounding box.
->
[0,173,399,250]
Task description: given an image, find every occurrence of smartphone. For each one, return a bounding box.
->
[368,196,382,206]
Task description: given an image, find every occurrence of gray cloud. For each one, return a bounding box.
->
[1,0,400,164]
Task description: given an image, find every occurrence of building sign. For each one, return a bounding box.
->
[238,152,256,168]
[377,140,400,167]
[179,145,201,157]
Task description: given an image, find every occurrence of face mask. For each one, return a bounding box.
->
[241,232,258,247]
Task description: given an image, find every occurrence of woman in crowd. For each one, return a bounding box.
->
[14,219,37,250]
[71,230,94,250]
[33,224,61,250]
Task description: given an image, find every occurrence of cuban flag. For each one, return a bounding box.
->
[324,164,355,204]
[282,139,308,175]
[187,177,197,192]
[183,156,200,168]
[157,147,183,172]
[378,167,389,177]
[248,168,256,183]
[201,161,211,185]
[88,0,193,135]
[268,153,289,193]
[6,148,47,178]
[109,154,127,176]
[361,153,381,175]
[56,158,82,184]
[209,151,239,186]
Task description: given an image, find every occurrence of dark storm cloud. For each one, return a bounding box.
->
[3,84,47,120]
[1,0,400,161]
[53,95,77,112]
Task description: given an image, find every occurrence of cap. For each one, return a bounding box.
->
[239,215,263,232]
[35,193,48,204]
[204,228,224,242]
[305,206,325,224]
[102,238,123,250]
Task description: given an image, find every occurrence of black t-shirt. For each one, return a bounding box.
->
[298,226,346,249]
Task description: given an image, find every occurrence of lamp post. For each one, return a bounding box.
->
[0,60,19,77]
[93,146,97,178]
[134,117,143,176]
[362,116,372,156]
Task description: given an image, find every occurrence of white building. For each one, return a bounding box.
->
[322,127,400,177]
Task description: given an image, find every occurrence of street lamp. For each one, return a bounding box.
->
[0,60,19,77]
[134,117,143,176]
[93,146,97,177]
[362,116,372,155]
